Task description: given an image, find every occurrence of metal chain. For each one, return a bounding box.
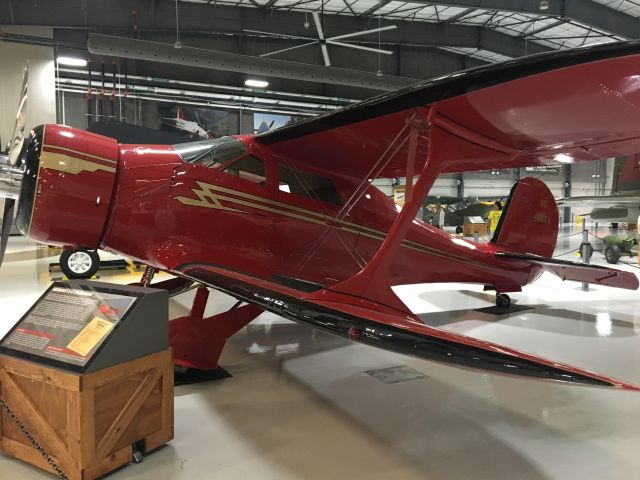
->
[0,395,69,479]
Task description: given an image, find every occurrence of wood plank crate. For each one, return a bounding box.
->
[463,222,488,236]
[0,349,173,480]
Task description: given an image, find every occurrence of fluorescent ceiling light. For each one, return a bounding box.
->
[57,56,88,67]
[554,153,573,164]
[245,79,269,88]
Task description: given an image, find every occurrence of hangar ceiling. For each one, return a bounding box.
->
[1,0,640,101]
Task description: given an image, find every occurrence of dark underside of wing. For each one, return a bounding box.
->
[176,262,640,391]
[255,41,640,179]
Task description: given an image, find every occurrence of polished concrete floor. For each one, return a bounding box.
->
[1,226,640,479]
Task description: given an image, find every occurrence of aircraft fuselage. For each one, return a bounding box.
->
[19,125,541,294]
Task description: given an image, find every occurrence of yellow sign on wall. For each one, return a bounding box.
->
[393,187,405,206]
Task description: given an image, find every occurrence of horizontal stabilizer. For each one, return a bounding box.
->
[496,252,639,290]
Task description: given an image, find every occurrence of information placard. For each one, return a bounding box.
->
[0,282,141,371]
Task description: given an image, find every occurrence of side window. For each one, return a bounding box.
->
[279,165,342,205]
[223,155,267,186]
[192,150,224,168]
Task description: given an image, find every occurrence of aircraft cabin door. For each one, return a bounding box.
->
[170,142,275,277]
[270,163,362,287]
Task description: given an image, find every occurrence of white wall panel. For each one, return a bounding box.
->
[0,36,55,146]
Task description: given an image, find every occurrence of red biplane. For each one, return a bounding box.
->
[2,41,640,389]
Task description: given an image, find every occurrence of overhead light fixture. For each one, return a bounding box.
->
[57,56,88,67]
[554,153,573,163]
[539,0,549,11]
[245,79,269,88]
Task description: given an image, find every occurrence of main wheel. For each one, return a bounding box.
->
[455,226,463,234]
[60,249,100,279]
[604,245,621,264]
[496,293,511,309]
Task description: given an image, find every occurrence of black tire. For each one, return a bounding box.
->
[455,226,463,234]
[611,223,619,229]
[604,245,621,264]
[496,293,511,309]
[60,249,100,279]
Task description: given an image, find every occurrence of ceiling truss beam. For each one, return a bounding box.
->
[0,0,551,58]
[393,0,638,39]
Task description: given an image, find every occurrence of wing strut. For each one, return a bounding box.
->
[308,107,446,315]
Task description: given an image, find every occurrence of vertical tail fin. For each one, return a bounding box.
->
[613,154,640,194]
[492,177,558,258]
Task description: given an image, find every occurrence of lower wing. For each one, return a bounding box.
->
[175,262,640,391]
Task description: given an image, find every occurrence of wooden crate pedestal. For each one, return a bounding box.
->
[0,349,173,479]
[463,222,488,236]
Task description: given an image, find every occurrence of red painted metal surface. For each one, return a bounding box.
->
[616,153,640,191]
[28,125,118,248]
[492,177,559,258]
[170,287,263,369]
[258,51,640,176]
[29,121,636,297]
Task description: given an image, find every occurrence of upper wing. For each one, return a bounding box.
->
[256,41,640,179]
[175,262,640,391]
[558,195,640,208]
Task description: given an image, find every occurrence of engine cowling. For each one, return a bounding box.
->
[16,124,118,249]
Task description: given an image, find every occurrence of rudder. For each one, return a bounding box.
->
[491,177,558,258]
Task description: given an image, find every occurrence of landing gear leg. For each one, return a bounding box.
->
[130,267,195,296]
[140,265,156,286]
[170,286,264,385]
[496,293,511,309]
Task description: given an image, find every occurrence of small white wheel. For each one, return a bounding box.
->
[60,249,100,279]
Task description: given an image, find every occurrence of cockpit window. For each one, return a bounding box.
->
[173,137,247,167]
[223,155,267,185]
[279,165,342,205]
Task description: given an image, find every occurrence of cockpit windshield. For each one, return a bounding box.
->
[173,137,247,167]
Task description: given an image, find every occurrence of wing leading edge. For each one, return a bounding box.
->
[176,262,640,391]
[256,41,640,179]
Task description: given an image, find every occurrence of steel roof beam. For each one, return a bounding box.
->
[0,0,550,58]
[360,0,392,17]
[519,18,566,38]
[87,33,418,90]
[392,0,638,39]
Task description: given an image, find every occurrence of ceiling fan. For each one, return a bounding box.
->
[244,12,396,67]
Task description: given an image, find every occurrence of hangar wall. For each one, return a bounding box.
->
[59,91,252,136]
[0,30,56,143]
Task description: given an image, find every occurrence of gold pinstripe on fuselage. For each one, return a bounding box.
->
[42,144,117,164]
[174,181,502,271]
[39,150,116,175]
